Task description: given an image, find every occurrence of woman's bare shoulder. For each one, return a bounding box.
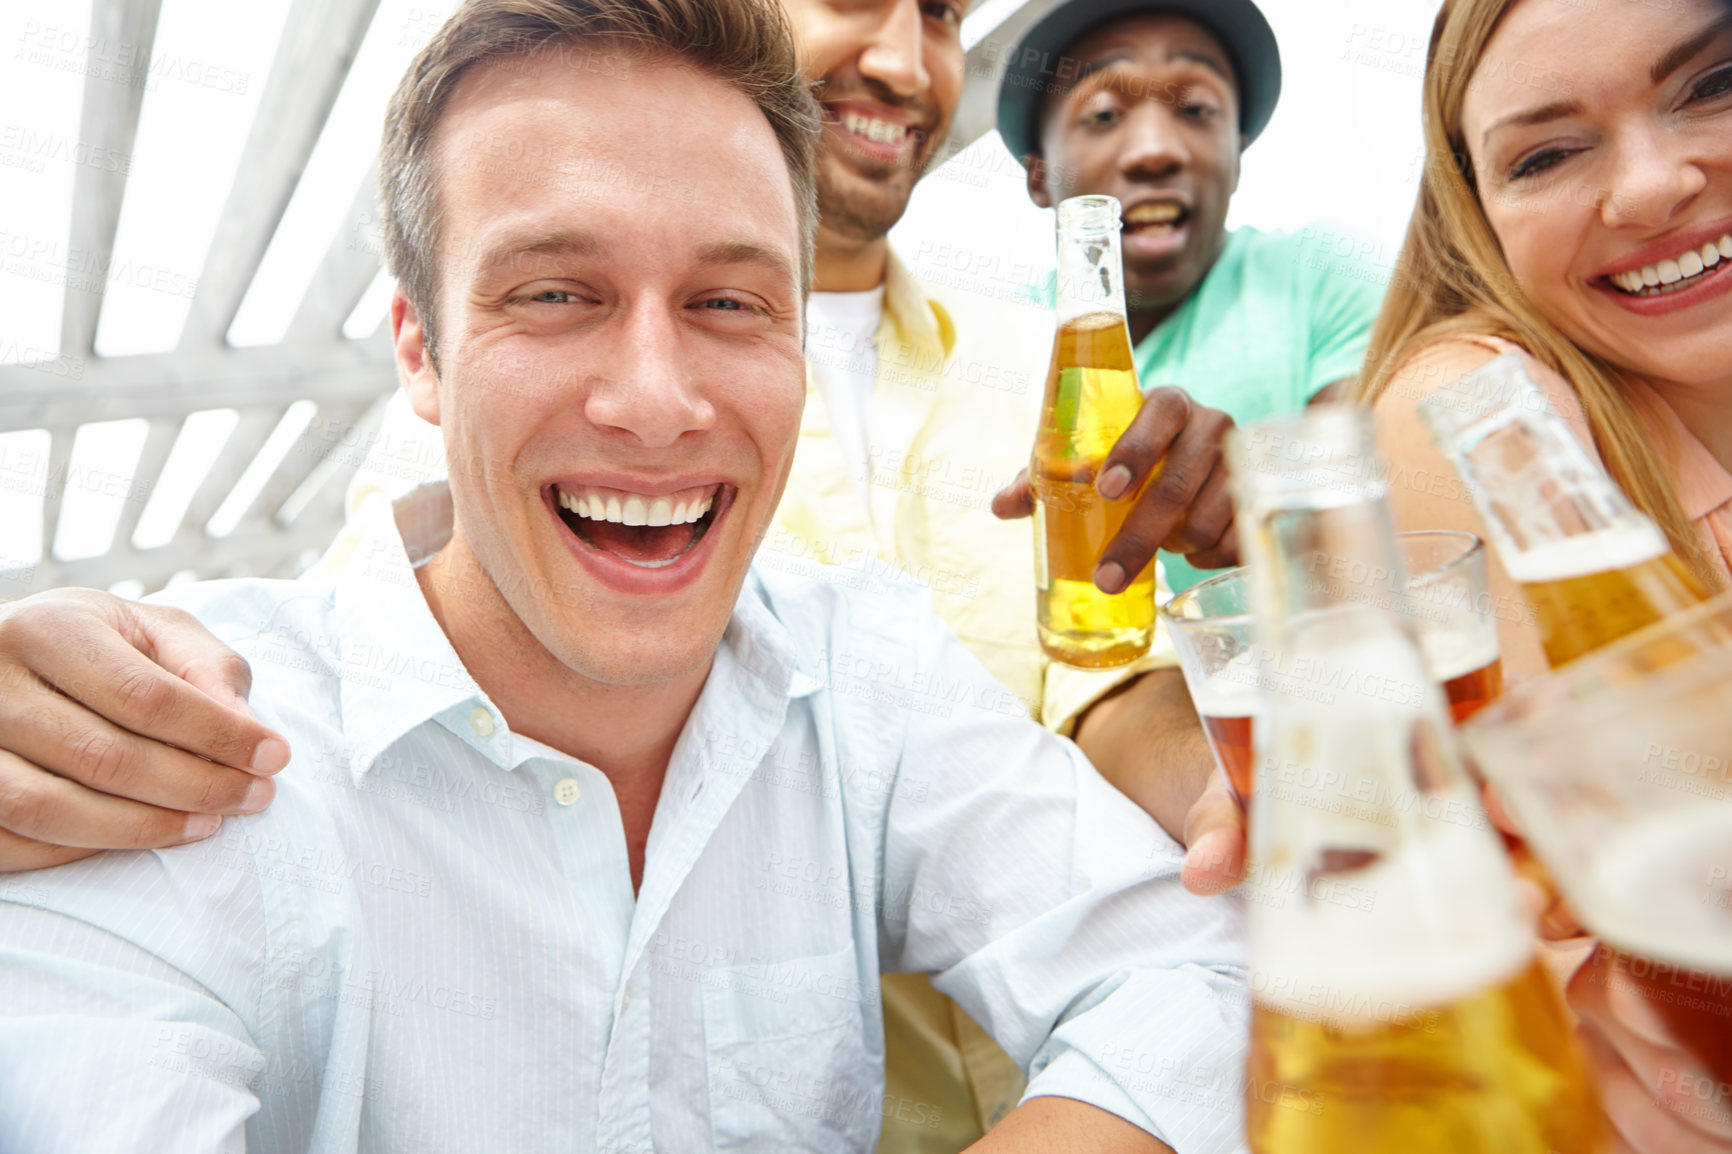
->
[1373,335,1513,415]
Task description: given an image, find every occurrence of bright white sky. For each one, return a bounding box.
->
[893,0,1439,294]
[0,0,1443,577]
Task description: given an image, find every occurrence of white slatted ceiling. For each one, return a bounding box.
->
[0,0,1051,599]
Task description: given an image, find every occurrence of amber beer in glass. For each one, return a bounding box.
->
[1198,709,1256,800]
[1433,649,1503,723]
[1162,568,1259,801]
[1401,531,1504,722]
[1030,195,1154,668]
[1598,927,1732,1085]
[1465,591,1732,1085]
[1422,357,1726,969]
[1231,409,1600,1154]
[1165,532,1503,804]
[1418,354,1711,669]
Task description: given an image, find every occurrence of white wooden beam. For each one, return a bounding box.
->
[937,0,1062,167]
[0,333,396,429]
[7,510,354,599]
[111,415,183,550]
[179,0,383,349]
[284,169,384,343]
[60,0,164,357]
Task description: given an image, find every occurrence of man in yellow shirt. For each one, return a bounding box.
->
[0,2,1238,1150]
[704,5,1236,1146]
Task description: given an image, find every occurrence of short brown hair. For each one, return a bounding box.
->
[379,0,821,361]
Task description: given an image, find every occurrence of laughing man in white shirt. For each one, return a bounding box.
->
[0,1,1246,1150]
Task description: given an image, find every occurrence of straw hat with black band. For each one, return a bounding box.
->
[995,0,1283,163]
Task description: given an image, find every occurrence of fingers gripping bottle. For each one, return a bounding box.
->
[1417,353,1711,668]
[1230,408,1601,1154]
[1031,195,1155,669]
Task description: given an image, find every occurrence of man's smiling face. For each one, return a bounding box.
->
[394,48,808,687]
[781,0,968,240]
[1030,14,1243,313]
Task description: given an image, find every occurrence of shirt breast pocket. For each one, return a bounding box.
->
[701,943,878,1152]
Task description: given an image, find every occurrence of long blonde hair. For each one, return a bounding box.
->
[1352,0,1720,586]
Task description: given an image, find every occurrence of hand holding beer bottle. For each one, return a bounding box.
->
[1232,407,1600,1154]
[1030,195,1156,668]
[993,230,1239,595]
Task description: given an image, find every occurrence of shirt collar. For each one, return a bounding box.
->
[325,485,822,781]
[724,569,825,701]
[328,487,508,779]
[881,247,956,366]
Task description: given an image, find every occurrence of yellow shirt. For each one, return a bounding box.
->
[763,251,1177,736]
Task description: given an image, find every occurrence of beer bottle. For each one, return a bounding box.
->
[1030,194,1153,669]
[1417,354,1709,667]
[1230,407,1601,1154]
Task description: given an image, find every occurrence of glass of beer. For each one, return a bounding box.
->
[1463,589,1732,1083]
[1419,354,1710,668]
[1400,531,1503,722]
[1163,567,1258,804]
[1164,531,1504,805]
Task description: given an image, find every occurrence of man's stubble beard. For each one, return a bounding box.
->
[814,151,921,243]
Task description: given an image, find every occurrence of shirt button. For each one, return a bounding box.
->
[553,777,582,806]
[470,706,495,736]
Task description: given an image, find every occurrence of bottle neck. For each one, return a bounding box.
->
[1232,410,1413,630]
[1420,354,1670,584]
[1440,418,1668,584]
[1046,225,1129,324]
[1233,410,1532,1005]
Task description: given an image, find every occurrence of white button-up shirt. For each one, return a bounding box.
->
[0,487,1247,1154]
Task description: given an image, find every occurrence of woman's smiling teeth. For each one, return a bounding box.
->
[1608,233,1732,296]
[555,484,715,527]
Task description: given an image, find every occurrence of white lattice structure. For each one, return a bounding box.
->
[0,0,1057,599]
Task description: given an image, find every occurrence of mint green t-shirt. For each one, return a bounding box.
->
[1040,227,1389,591]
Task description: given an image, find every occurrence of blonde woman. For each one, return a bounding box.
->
[1181,1,1732,1149]
[1358,0,1732,678]
[1356,1,1732,1151]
